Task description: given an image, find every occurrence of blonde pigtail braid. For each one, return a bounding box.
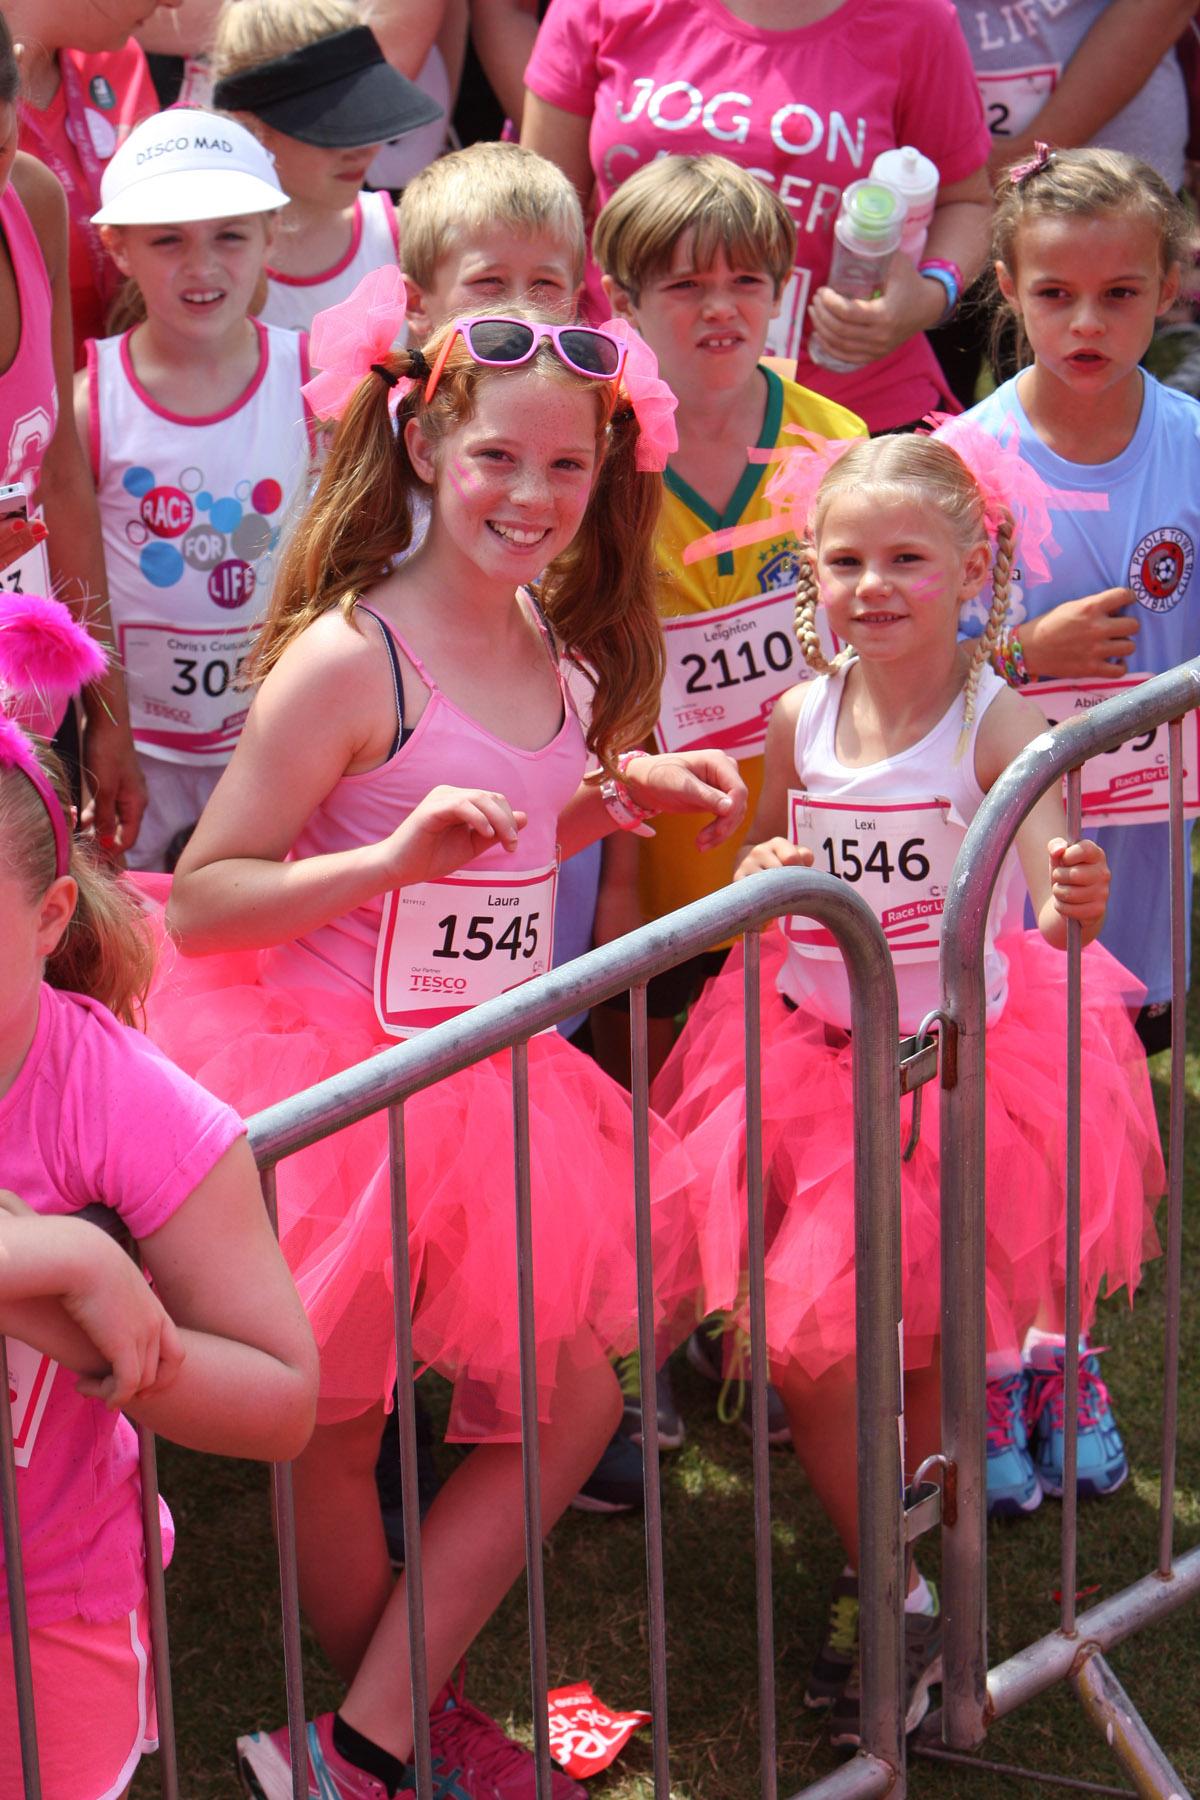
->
[957,507,1015,760]
[794,544,853,678]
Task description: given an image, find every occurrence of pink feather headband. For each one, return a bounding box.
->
[0,594,108,879]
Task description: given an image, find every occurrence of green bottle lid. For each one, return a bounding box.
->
[842,179,906,243]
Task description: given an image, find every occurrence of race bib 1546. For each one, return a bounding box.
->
[785,791,963,962]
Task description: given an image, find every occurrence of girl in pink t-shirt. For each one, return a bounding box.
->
[0,626,317,1800]
[522,0,994,432]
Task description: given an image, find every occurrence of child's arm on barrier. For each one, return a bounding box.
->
[128,1138,319,1462]
[976,684,1109,950]
[0,1196,184,1408]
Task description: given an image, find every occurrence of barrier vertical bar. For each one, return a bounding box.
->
[260,1165,308,1800]
[511,1041,552,1800]
[938,873,990,1749]
[1158,716,1186,1579]
[850,951,905,1778]
[743,929,778,1800]
[1059,765,1084,1641]
[135,1424,179,1800]
[387,1103,433,1798]
[0,1338,40,1800]
[628,981,671,1800]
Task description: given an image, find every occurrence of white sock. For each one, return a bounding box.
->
[905,1571,935,1615]
[986,1349,1022,1380]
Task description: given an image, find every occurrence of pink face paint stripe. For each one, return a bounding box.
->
[447,457,481,501]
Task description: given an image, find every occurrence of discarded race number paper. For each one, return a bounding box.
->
[547,1684,652,1778]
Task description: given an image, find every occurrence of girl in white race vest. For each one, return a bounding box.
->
[656,430,1163,1743]
[75,109,315,871]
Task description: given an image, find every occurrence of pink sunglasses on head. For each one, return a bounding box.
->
[424,316,627,403]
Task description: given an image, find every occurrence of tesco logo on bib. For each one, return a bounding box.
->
[140,486,194,537]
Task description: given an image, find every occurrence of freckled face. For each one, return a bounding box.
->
[409,369,600,589]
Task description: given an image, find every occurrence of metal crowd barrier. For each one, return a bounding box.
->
[935,657,1200,1796]
[4,661,1198,1799]
[0,869,912,1800]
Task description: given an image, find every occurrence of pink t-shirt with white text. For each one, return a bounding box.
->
[0,985,244,1628]
[525,0,990,430]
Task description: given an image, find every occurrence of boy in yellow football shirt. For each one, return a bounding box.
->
[591,153,866,1083]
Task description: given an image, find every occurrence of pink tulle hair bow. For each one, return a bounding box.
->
[598,317,679,472]
[0,593,107,877]
[302,264,413,423]
[925,412,1107,583]
[681,425,862,564]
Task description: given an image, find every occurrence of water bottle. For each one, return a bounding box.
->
[809,179,907,374]
[870,146,939,262]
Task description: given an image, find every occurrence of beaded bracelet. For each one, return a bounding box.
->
[992,628,1032,687]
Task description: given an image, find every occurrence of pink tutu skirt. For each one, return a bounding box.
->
[136,879,701,1440]
[653,928,1163,1382]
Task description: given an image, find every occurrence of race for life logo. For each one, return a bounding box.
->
[1129,527,1194,614]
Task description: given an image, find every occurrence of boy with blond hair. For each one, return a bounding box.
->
[399,139,585,335]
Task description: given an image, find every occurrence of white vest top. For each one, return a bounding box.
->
[260,190,400,333]
[88,320,314,763]
[779,660,1013,1034]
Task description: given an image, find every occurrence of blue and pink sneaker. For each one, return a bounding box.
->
[1025,1343,1128,1500]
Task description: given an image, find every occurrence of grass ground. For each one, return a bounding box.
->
[132,990,1199,1800]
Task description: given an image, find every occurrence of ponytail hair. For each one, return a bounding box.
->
[0,749,155,1026]
[538,401,665,761]
[256,309,667,767]
[960,507,1013,751]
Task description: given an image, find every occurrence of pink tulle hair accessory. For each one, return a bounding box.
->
[681,426,861,564]
[925,412,1107,583]
[0,593,101,878]
[681,414,1108,579]
[598,317,679,472]
[302,264,414,423]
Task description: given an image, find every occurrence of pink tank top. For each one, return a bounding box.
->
[0,184,57,492]
[265,600,587,1002]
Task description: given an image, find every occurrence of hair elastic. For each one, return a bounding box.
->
[1010,142,1055,186]
[370,362,400,389]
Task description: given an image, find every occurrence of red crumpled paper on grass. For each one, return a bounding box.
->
[547,1683,652,1777]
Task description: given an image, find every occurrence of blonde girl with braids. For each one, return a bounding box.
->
[0,673,315,1798]
[656,431,1163,1743]
[141,287,745,1797]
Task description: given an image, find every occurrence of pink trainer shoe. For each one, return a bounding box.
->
[428,1671,586,1800]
